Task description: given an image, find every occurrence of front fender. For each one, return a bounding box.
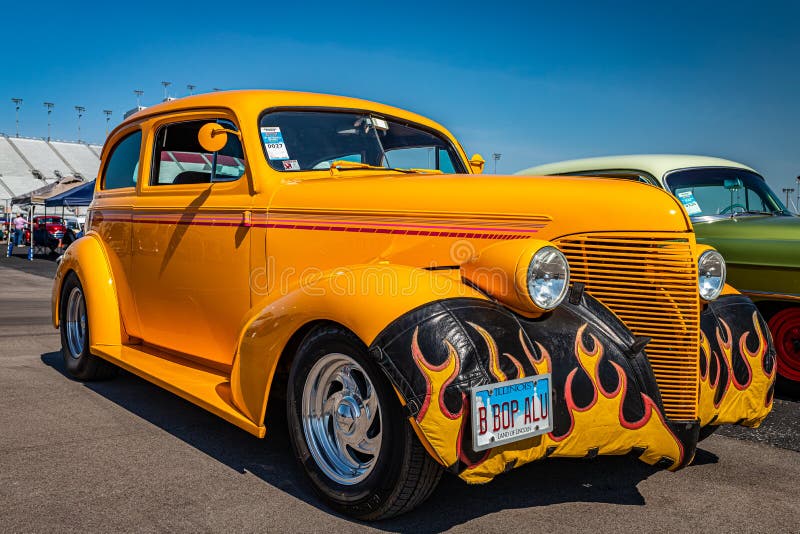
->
[230,265,487,425]
[52,234,125,346]
[369,293,694,484]
[698,294,776,428]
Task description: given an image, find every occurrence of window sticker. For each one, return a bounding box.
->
[260,127,290,160]
[677,191,702,215]
[282,159,300,171]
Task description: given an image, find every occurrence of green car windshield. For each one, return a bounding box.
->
[664,168,791,219]
[259,110,466,173]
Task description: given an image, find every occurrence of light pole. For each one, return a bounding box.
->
[103,110,113,137]
[492,153,502,174]
[161,81,172,100]
[74,106,85,142]
[796,177,800,214]
[187,84,196,95]
[134,89,144,108]
[782,188,795,208]
[43,102,54,141]
[11,98,22,137]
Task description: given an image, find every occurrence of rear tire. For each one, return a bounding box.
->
[286,324,442,520]
[59,272,117,381]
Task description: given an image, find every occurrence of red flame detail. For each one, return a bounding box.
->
[504,353,525,378]
[412,327,462,422]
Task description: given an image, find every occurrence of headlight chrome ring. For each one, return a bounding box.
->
[526,246,570,310]
[698,249,726,301]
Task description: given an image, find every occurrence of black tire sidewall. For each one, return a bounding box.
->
[60,272,92,378]
[286,327,408,516]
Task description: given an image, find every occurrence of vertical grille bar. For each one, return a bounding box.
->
[555,232,700,420]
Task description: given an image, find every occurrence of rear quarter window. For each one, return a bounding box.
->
[102,130,142,190]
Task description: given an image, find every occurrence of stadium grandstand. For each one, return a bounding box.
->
[0,134,101,204]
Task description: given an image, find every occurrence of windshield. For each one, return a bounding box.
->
[259,110,466,173]
[664,167,791,218]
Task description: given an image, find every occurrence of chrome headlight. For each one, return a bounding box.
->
[698,250,726,301]
[527,246,570,310]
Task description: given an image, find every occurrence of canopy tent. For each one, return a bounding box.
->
[10,177,83,206]
[6,177,89,260]
[45,180,95,207]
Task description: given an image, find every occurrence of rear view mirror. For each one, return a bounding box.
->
[197,122,240,153]
[469,153,485,174]
[197,122,244,183]
[723,178,743,191]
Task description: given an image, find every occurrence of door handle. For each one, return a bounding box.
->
[242,210,252,228]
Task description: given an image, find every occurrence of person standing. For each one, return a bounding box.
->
[12,213,27,246]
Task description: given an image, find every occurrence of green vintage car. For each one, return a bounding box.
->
[518,155,800,387]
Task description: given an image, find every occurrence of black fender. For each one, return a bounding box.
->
[698,294,776,428]
[369,290,695,483]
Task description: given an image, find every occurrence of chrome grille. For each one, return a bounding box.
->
[555,232,700,420]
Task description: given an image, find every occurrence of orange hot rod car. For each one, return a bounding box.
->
[53,90,775,520]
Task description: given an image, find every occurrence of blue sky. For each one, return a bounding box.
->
[2,1,799,201]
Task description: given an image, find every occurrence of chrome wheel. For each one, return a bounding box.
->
[65,286,87,358]
[301,353,382,485]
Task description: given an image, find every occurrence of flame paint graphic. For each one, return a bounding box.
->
[411,322,685,484]
[411,328,465,467]
[698,312,775,428]
[537,325,683,460]
[520,329,552,376]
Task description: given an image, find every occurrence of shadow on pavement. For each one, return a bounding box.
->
[41,350,710,532]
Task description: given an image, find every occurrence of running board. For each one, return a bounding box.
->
[91,344,266,438]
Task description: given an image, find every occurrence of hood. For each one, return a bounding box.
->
[270,173,691,240]
[265,173,693,277]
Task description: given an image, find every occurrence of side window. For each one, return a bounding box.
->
[152,119,245,185]
[103,131,142,190]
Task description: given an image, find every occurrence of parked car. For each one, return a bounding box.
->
[518,155,799,389]
[53,93,774,520]
[26,215,67,250]
[62,216,82,233]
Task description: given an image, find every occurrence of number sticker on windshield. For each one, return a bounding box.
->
[677,191,702,215]
[261,127,290,160]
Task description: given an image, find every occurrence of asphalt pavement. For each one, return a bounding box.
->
[1,256,798,533]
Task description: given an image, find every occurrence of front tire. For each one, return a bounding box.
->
[59,272,117,381]
[286,325,442,520]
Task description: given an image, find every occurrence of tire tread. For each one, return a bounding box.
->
[287,323,442,521]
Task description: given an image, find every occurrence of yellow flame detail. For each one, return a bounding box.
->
[411,328,465,467]
[468,322,507,382]
[411,323,685,483]
[699,312,775,427]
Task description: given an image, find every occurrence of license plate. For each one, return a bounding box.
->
[471,374,553,451]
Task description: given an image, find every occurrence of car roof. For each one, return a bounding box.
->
[119,89,448,136]
[516,154,758,184]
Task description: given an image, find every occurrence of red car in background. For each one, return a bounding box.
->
[26,216,67,248]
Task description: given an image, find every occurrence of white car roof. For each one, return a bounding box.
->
[516,155,758,186]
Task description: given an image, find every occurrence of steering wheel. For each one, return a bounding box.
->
[720,203,746,215]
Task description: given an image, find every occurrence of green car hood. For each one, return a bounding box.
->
[694,215,800,295]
